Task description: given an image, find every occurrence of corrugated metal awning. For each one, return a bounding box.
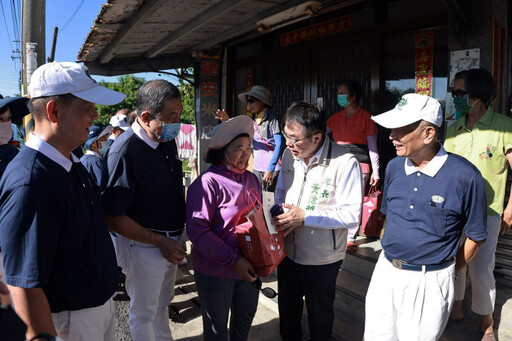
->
[77,0,348,75]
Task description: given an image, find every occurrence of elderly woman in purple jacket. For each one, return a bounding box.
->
[186,115,261,341]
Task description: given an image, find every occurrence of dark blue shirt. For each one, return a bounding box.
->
[381,151,487,265]
[80,153,104,186]
[0,147,118,313]
[102,128,185,232]
[0,144,18,178]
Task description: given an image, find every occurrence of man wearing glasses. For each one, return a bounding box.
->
[445,68,512,340]
[102,80,187,341]
[271,101,363,340]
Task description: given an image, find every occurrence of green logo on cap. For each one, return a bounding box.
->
[396,98,408,110]
[84,69,97,84]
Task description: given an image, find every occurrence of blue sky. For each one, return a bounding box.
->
[0,0,178,97]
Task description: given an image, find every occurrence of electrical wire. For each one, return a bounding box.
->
[0,0,15,52]
[60,0,85,32]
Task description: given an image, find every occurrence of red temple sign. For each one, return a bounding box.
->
[280,15,352,47]
[414,31,434,96]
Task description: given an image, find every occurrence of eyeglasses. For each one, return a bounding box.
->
[247,97,256,104]
[252,277,278,298]
[451,89,468,98]
[282,131,310,145]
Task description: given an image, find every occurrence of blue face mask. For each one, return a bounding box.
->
[151,115,181,141]
[453,96,474,116]
[337,94,351,108]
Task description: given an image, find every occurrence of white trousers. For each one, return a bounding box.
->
[364,253,455,341]
[120,235,180,341]
[52,297,115,341]
[454,215,501,315]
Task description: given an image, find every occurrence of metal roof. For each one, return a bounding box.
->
[77,0,346,76]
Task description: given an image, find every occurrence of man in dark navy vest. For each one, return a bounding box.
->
[103,79,186,341]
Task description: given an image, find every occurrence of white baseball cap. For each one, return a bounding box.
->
[28,61,126,105]
[109,114,130,130]
[372,93,443,129]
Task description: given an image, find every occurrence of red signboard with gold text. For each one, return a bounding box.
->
[280,15,352,47]
[414,31,434,96]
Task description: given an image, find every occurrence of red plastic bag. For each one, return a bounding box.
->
[360,186,385,238]
[236,194,286,277]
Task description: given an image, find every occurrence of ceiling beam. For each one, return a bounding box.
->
[85,53,194,76]
[99,0,168,64]
[192,0,309,51]
[145,0,246,59]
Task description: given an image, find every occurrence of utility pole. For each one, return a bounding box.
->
[21,0,46,96]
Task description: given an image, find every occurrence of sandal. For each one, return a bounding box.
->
[347,242,358,254]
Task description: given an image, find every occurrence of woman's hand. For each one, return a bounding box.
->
[369,173,380,188]
[262,171,273,189]
[215,109,229,123]
[235,257,257,282]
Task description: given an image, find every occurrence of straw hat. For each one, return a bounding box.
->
[204,115,254,163]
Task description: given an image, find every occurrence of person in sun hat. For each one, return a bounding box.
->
[80,124,112,186]
[102,79,186,341]
[364,93,487,341]
[186,115,261,340]
[215,85,284,192]
[0,61,125,341]
[0,95,30,175]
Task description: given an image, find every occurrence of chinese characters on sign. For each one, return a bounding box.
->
[198,56,221,173]
[414,31,434,97]
[280,15,352,47]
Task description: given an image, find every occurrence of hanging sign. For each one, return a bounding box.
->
[414,30,434,96]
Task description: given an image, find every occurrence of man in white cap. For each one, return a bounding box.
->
[0,61,125,341]
[108,109,130,146]
[364,93,488,340]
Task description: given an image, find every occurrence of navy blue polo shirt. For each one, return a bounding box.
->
[80,152,104,186]
[0,144,118,313]
[381,147,487,265]
[102,125,185,232]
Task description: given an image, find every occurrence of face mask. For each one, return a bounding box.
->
[453,96,477,116]
[224,153,248,175]
[337,94,351,108]
[0,121,13,145]
[98,140,109,156]
[151,115,181,141]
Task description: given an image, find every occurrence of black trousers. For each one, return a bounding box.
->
[277,256,343,341]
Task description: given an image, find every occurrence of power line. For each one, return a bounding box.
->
[0,0,15,52]
[61,0,85,32]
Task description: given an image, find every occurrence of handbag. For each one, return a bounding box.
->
[360,186,385,238]
[236,191,286,277]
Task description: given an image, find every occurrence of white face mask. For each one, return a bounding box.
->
[0,121,13,145]
[98,140,109,156]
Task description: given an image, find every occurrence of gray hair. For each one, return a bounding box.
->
[136,79,181,117]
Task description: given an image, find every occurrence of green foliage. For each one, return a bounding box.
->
[94,71,195,127]
[178,70,195,124]
[95,75,145,127]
